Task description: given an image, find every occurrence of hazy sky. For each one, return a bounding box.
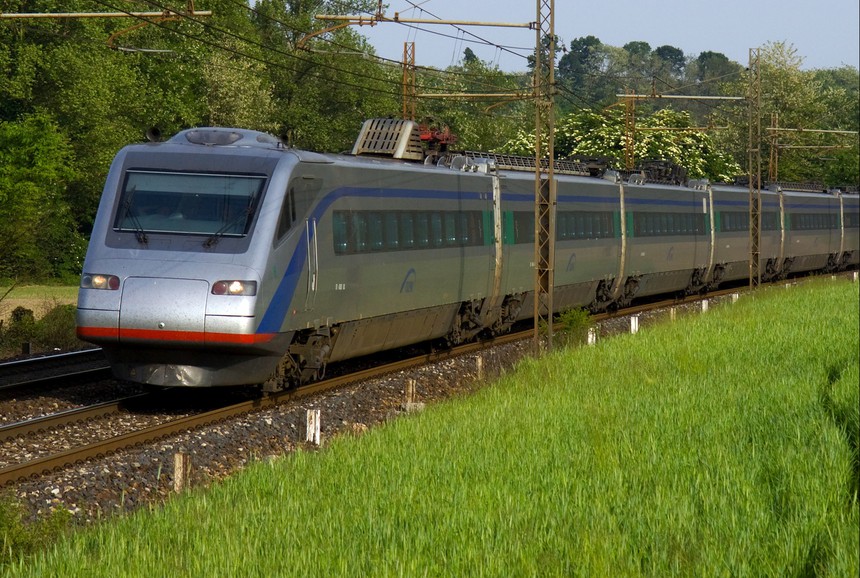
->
[351,0,859,71]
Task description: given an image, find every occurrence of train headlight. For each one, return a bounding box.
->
[81,274,120,290]
[212,280,257,296]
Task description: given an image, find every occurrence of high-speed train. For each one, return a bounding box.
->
[76,119,859,389]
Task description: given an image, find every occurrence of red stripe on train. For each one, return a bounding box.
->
[77,326,275,344]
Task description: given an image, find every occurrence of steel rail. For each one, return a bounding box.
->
[0,349,110,391]
[0,394,150,443]
[1,273,851,487]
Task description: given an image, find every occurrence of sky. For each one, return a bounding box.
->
[351,0,860,72]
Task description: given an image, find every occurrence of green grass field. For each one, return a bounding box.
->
[3,279,858,577]
[0,285,78,301]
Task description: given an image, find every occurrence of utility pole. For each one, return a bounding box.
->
[748,47,762,289]
[533,0,555,353]
[402,42,416,121]
[311,5,554,351]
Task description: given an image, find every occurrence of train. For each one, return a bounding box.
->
[76,118,860,390]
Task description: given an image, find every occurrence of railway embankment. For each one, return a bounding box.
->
[3,278,859,576]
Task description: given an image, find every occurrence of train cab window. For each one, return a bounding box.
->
[115,170,265,238]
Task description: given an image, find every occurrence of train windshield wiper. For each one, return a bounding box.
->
[121,186,148,245]
[203,203,255,248]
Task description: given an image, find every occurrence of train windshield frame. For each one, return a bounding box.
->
[114,170,266,238]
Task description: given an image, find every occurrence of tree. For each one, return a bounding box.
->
[0,113,83,280]
[556,35,618,108]
[253,0,399,151]
[719,41,858,185]
[202,38,278,131]
[653,45,685,78]
[498,107,742,182]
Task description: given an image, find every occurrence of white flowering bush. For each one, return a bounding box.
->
[498,108,742,182]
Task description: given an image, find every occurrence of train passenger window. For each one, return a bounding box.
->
[399,213,415,248]
[431,213,444,247]
[603,214,614,237]
[762,212,776,230]
[367,213,384,251]
[574,214,585,239]
[556,213,567,240]
[384,213,399,250]
[459,213,471,245]
[444,213,458,246]
[351,213,368,252]
[415,213,430,248]
[333,212,348,254]
[514,212,534,244]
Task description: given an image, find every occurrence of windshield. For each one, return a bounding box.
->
[114,171,266,237]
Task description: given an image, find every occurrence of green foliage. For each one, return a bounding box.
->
[0,303,81,358]
[419,54,531,152]
[556,307,591,347]
[0,113,84,280]
[721,42,859,186]
[0,12,856,285]
[0,492,72,569]
[500,107,743,181]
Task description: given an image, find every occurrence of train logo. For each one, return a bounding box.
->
[400,268,416,293]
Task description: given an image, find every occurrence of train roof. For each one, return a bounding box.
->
[137,124,857,198]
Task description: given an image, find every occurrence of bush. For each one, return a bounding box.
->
[35,303,79,351]
[0,303,80,358]
[556,307,591,347]
[0,493,71,569]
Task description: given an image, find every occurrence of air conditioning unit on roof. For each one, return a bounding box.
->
[351,118,425,161]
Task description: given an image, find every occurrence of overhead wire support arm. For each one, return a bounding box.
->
[1,2,213,51]
[1,8,212,19]
[314,14,536,30]
[615,93,745,101]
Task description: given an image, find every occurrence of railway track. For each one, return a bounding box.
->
[0,348,111,392]
[1,275,849,489]
[0,316,674,487]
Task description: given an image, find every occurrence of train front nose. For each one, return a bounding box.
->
[119,277,209,346]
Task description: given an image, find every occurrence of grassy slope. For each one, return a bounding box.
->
[5,280,859,577]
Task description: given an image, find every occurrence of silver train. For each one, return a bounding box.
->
[76,119,860,389]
